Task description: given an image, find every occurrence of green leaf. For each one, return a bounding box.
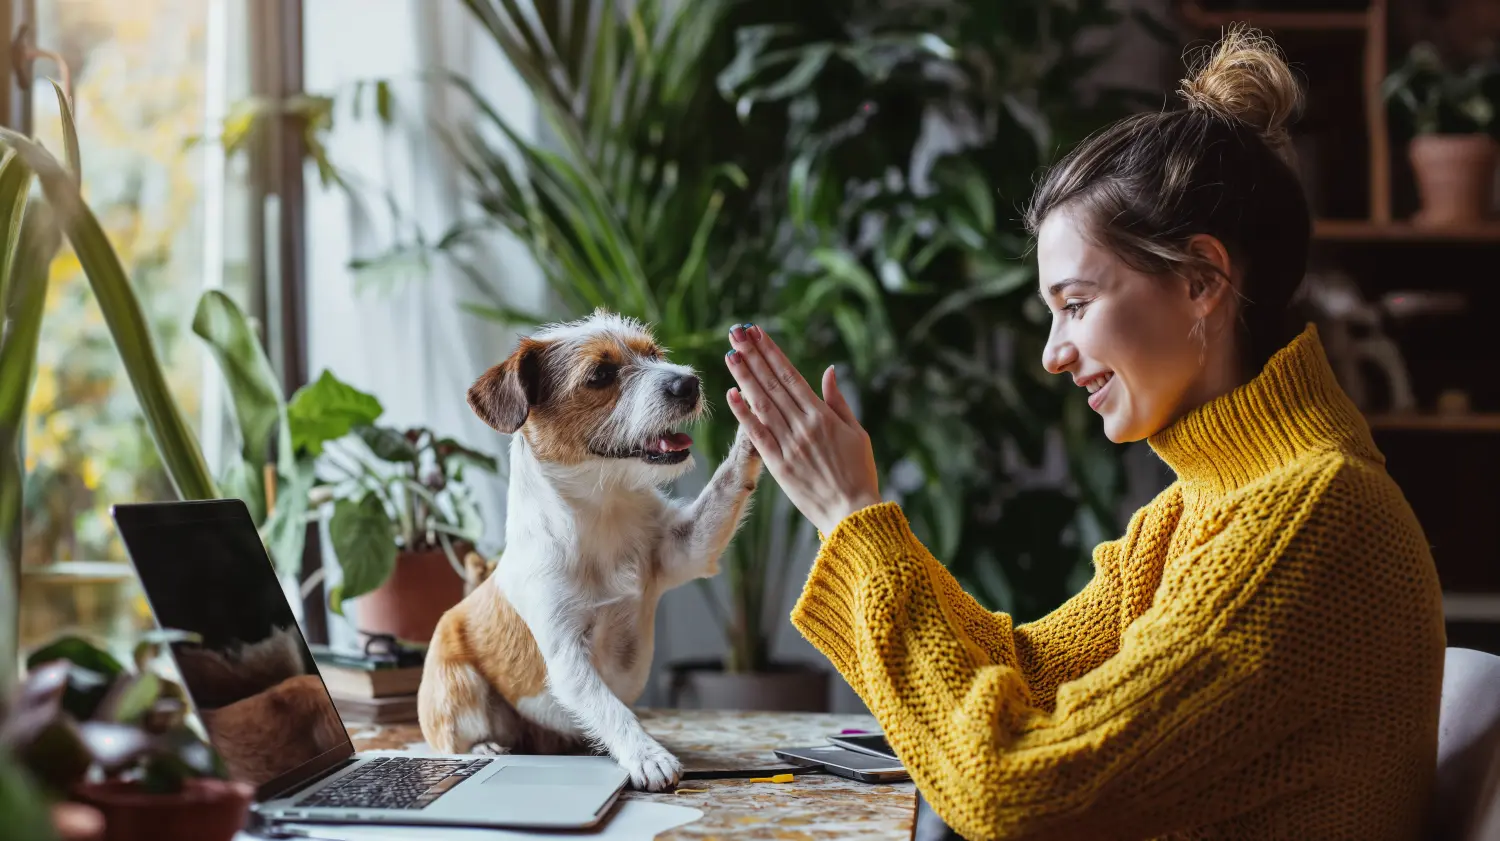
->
[375,79,394,124]
[459,301,548,327]
[260,462,316,578]
[286,370,383,456]
[0,152,32,312]
[0,199,51,670]
[100,671,161,724]
[329,494,398,601]
[51,81,81,188]
[356,425,418,462]
[435,437,499,474]
[192,290,285,469]
[0,120,217,501]
[328,583,346,617]
[0,752,57,841]
[26,635,124,681]
[218,457,267,526]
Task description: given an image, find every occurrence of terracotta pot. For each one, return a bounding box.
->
[352,545,470,644]
[667,659,830,712]
[73,778,253,841]
[1409,134,1498,227]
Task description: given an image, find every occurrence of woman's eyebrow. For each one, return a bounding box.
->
[1041,277,1097,300]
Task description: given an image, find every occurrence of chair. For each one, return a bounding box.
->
[1431,646,1500,841]
[910,647,1500,841]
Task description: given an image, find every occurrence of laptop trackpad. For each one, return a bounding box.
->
[484,765,612,787]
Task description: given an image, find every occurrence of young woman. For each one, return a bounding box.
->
[722,27,1445,841]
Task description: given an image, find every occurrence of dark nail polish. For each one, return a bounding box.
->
[747,325,761,341]
[726,349,739,360]
[729,325,745,341]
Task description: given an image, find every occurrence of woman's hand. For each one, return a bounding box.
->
[723,324,881,537]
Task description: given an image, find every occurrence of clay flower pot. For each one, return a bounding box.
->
[73,778,254,841]
[353,545,470,644]
[1409,134,1498,227]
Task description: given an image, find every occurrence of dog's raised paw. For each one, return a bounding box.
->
[620,743,682,792]
[471,741,511,756]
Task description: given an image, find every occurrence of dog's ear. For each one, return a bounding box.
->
[469,338,546,433]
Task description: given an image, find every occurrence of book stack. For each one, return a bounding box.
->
[312,647,424,725]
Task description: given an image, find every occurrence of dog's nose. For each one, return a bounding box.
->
[667,375,700,402]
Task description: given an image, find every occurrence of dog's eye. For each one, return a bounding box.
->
[586,364,618,389]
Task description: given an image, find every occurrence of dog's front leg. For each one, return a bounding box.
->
[522,592,680,791]
[658,426,763,590]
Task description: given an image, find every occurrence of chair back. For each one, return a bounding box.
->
[1432,647,1500,841]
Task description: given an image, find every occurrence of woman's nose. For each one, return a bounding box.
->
[1042,332,1076,375]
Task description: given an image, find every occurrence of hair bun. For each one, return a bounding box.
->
[1179,25,1304,160]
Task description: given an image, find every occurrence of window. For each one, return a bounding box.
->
[17,0,258,664]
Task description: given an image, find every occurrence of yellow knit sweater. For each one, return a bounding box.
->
[792,324,1446,841]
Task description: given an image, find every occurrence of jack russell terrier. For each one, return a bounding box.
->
[418,310,762,792]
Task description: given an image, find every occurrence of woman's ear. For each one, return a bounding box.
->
[1183,233,1235,318]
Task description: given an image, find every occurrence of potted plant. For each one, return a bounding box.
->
[1383,42,1500,226]
[186,290,500,644]
[3,633,252,841]
[292,376,500,643]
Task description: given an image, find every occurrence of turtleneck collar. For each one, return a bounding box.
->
[1148,323,1382,494]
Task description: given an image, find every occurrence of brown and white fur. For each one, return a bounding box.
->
[418,310,761,792]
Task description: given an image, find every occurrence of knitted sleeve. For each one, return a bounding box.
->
[789,465,1339,841]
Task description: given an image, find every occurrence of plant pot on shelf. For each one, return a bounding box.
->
[352,544,470,644]
[72,778,254,841]
[666,658,830,712]
[1409,134,1498,227]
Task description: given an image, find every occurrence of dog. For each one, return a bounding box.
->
[418,310,762,792]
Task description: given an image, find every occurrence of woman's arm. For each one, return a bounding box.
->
[793,465,1336,841]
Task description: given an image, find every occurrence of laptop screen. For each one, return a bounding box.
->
[112,500,354,799]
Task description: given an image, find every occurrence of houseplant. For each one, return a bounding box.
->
[3,633,251,841]
[1383,41,1500,226]
[296,375,500,643]
[189,289,500,643]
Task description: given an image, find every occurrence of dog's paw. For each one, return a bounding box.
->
[471,741,511,756]
[618,742,682,792]
[731,425,764,488]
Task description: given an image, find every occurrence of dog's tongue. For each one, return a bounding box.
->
[655,432,693,453]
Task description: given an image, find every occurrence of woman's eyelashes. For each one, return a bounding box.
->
[1063,299,1089,316]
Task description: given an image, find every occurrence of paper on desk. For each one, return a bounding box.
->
[239,800,702,841]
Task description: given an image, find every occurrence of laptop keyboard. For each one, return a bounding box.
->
[298,756,493,811]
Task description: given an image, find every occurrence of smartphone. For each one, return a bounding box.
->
[773,745,910,784]
[827,733,898,761]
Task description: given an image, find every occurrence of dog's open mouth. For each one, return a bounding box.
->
[592,430,694,465]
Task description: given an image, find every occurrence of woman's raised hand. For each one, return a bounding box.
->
[723,324,881,537]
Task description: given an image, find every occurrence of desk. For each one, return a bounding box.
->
[351,709,917,839]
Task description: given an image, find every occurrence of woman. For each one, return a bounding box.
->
[722,27,1445,841]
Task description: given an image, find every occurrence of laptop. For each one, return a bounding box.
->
[111,498,628,830]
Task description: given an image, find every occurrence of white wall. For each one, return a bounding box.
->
[302,0,546,650]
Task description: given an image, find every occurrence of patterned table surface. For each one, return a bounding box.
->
[350,708,917,840]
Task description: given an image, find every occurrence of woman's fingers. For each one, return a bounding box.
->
[822,366,859,426]
[726,388,782,463]
[726,348,790,435]
[729,325,819,417]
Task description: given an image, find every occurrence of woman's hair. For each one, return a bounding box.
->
[1026,25,1311,374]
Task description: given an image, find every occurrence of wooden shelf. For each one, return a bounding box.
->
[1180,4,1370,32]
[1314,219,1500,242]
[1366,413,1500,432]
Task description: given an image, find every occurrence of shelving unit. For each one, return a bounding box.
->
[1177,1,1500,654]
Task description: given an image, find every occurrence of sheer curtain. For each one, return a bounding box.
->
[302,0,546,649]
